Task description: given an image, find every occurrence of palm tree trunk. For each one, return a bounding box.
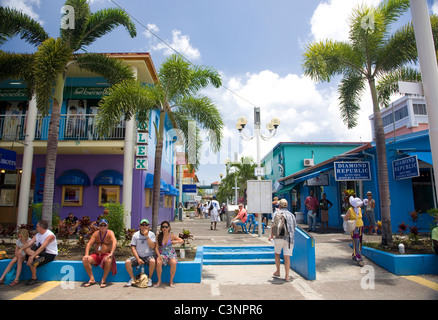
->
[151,109,166,233]
[369,77,392,246]
[42,73,65,229]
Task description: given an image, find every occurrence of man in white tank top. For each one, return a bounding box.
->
[19,220,58,286]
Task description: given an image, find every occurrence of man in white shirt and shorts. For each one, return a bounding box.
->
[124,219,156,287]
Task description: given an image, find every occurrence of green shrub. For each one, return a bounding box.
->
[103,202,126,240]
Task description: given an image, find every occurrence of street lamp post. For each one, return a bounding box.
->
[236,107,280,236]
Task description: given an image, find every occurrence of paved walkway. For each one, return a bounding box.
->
[1,216,437,301]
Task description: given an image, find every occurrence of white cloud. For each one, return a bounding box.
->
[142,23,159,39]
[310,0,381,42]
[150,29,201,61]
[432,0,438,15]
[200,69,373,170]
[1,0,42,24]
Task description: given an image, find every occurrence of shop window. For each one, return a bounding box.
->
[165,195,174,208]
[145,189,152,207]
[98,185,120,206]
[62,185,83,206]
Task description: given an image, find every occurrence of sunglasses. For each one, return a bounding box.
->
[140,223,149,227]
[99,224,108,227]
[161,225,170,229]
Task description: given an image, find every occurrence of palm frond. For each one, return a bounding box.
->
[77,7,137,50]
[72,53,135,84]
[338,73,366,129]
[0,6,48,46]
[377,67,421,107]
[0,51,36,97]
[60,0,91,50]
[302,40,364,82]
[175,95,224,152]
[33,38,72,114]
[96,80,156,136]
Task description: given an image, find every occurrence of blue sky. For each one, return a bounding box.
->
[1,0,437,185]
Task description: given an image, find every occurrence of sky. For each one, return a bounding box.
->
[2,0,438,185]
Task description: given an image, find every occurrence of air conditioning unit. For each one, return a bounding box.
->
[303,158,314,167]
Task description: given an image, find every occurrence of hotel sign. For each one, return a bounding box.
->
[0,148,16,170]
[334,161,371,181]
[392,155,419,180]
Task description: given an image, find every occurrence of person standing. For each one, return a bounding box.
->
[319,193,333,233]
[344,196,365,267]
[124,219,156,287]
[269,199,297,282]
[364,191,376,234]
[209,196,220,230]
[305,190,319,232]
[19,220,58,286]
[82,218,117,288]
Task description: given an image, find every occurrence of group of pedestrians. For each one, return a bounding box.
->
[83,218,184,288]
[196,196,225,231]
[0,218,184,288]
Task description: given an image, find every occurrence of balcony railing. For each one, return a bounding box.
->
[0,114,126,142]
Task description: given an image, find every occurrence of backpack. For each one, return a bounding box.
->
[272,212,289,237]
[132,272,148,288]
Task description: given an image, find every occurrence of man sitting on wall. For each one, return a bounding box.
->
[82,218,117,288]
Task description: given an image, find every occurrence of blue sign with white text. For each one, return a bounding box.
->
[392,155,419,180]
[182,184,197,193]
[0,148,16,170]
[334,161,371,181]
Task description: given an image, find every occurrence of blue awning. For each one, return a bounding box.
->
[145,173,154,188]
[56,169,90,186]
[160,179,169,194]
[292,166,333,184]
[167,185,179,196]
[93,170,123,186]
[407,151,433,165]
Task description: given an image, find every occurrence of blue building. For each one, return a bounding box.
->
[274,131,436,233]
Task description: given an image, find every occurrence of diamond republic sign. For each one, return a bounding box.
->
[334,161,371,181]
[392,155,419,180]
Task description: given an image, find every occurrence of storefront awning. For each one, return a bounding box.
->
[293,166,332,184]
[406,151,433,165]
[275,182,298,196]
[145,173,154,188]
[93,170,123,186]
[56,169,90,186]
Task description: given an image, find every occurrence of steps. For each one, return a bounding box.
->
[202,246,283,265]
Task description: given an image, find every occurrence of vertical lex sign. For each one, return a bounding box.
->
[135,127,148,170]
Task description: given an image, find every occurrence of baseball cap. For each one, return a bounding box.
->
[99,218,108,225]
[140,219,150,225]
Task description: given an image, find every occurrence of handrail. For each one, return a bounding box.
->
[0,114,126,141]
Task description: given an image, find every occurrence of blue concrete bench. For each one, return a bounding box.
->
[0,247,204,284]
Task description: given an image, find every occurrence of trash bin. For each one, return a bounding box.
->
[295,212,304,224]
[178,207,184,221]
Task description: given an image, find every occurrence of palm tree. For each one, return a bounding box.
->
[302,0,418,245]
[3,0,136,227]
[0,7,49,97]
[230,156,257,205]
[96,54,224,233]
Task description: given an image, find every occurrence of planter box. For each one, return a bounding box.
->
[362,245,438,275]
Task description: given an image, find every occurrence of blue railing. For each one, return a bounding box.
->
[0,114,126,141]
